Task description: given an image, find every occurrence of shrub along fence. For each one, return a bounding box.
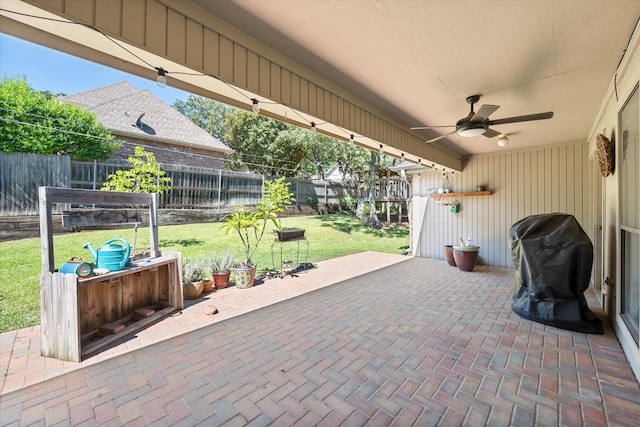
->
[0,152,356,216]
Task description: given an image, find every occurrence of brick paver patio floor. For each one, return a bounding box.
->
[1,252,639,425]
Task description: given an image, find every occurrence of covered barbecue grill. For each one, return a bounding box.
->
[509,213,603,334]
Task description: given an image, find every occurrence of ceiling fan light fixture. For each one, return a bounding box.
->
[497,134,509,147]
[457,126,486,137]
[416,95,553,145]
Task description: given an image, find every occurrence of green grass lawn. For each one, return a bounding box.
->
[0,213,409,333]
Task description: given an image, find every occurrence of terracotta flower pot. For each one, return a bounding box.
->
[212,271,231,289]
[202,279,214,293]
[453,246,479,272]
[444,245,456,267]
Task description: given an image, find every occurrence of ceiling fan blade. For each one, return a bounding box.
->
[424,130,456,144]
[411,125,455,130]
[471,104,499,122]
[487,111,554,126]
[483,128,501,138]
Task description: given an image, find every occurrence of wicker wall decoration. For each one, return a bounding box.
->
[596,134,614,177]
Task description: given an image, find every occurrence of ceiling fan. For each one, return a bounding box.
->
[411,95,553,144]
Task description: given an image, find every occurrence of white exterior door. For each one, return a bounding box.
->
[618,84,640,379]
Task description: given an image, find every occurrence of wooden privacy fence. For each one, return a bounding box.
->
[1,153,357,216]
[0,152,71,216]
[71,160,266,208]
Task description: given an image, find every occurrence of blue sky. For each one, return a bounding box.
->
[0,33,190,105]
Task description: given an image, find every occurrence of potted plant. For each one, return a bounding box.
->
[202,277,214,293]
[208,252,234,289]
[276,226,305,241]
[221,206,273,288]
[268,178,302,241]
[221,178,295,288]
[453,238,480,272]
[444,245,456,267]
[276,228,305,241]
[182,257,204,299]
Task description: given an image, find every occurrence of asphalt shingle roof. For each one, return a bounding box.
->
[61,82,232,153]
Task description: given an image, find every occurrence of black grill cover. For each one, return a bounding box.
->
[509,213,603,334]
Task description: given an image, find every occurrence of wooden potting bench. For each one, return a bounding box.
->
[38,187,183,362]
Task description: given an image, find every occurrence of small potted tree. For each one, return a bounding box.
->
[182,257,204,299]
[264,178,300,241]
[221,178,295,288]
[208,252,235,289]
[101,146,172,256]
[222,206,273,288]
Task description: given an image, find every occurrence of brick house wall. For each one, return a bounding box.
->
[112,135,227,169]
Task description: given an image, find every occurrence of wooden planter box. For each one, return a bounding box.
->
[38,187,183,362]
[277,229,305,241]
[41,253,183,362]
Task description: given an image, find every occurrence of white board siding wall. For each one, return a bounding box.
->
[412,140,595,268]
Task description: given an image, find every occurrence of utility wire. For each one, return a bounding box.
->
[0,7,267,106]
[0,7,381,168]
[0,7,345,137]
[0,117,311,175]
[0,106,310,166]
[0,114,301,165]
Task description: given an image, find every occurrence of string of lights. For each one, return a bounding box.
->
[0,107,327,167]
[0,6,452,172]
[0,116,335,177]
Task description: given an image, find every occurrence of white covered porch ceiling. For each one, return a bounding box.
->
[1,0,639,171]
[200,1,639,155]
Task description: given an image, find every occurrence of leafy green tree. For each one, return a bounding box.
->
[305,132,346,179]
[173,94,397,228]
[326,139,371,185]
[271,127,326,177]
[174,94,376,181]
[0,75,119,159]
[173,96,233,143]
[101,146,172,194]
[223,110,299,175]
[262,176,296,208]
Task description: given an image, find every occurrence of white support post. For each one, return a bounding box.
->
[39,187,54,273]
[217,169,222,210]
[149,193,159,257]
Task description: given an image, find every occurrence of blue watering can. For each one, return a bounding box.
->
[83,238,131,272]
[58,256,94,277]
